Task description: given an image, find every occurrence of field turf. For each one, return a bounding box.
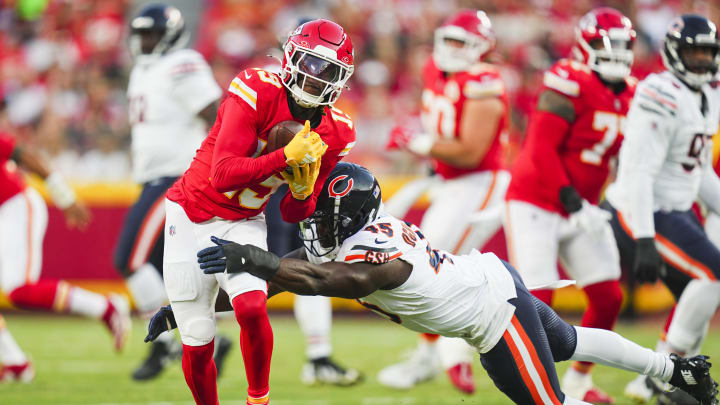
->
[1,313,719,405]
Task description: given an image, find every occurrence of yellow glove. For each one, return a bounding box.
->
[284,120,328,166]
[281,159,322,200]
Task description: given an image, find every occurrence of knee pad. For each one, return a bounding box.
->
[179,317,216,346]
[533,295,577,361]
[232,291,268,325]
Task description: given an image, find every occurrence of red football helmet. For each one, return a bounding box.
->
[573,7,636,82]
[433,10,496,73]
[281,19,354,108]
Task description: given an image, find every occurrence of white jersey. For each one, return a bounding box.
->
[127,49,222,183]
[606,71,720,238]
[329,212,517,353]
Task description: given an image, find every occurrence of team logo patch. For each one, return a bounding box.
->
[169,225,176,236]
[328,175,353,198]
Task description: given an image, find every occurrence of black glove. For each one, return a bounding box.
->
[197,236,280,280]
[144,305,177,343]
[633,237,666,283]
[559,186,583,214]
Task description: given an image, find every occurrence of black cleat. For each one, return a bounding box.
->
[132,339,182,381]
[213,335,232,378]
[301,357,363,386]
[668,354,719,405]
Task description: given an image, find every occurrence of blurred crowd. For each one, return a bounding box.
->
[0,0,717,182]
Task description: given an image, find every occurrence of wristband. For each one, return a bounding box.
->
[46,172,76,209]
[407,134,434,156]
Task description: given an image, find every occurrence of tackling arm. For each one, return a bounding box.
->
[428,97,505,168]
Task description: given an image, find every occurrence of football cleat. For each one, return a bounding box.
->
[213,335,232,378]
[301,357,363,386]
[562,368,615,403]
[668,354,719,405]
[131,338,181,381]
[446,362,475,394]
[377,346,441,390]
[624,374,655,403]
[102,294,131,352]
[0,362,34,383]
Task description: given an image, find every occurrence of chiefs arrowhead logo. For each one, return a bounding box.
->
[328,175,353,198]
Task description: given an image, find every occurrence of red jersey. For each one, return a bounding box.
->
[0,134,25,205]
[167,68,356,223]
[506,59,637,215]
[421,59,507,179]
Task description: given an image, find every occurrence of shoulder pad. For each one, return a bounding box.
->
[327,106,356,156]
[167,49,210,78]
[337,224,403,265]
[634,75,679,117]
[543,60,590,98]
[462,68,505,99]
[228,68,284,111]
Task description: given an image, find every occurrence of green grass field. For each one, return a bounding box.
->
[1,313,718,405]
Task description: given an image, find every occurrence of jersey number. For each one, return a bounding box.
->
[224,174,285,210]
[422,90,456,139]
[581,111,625,166]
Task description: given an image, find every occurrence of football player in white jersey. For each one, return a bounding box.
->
[159,162,718,405]
[602,14,720,403]
[118,3,227,381]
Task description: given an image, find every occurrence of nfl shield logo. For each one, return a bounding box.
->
[169,225,176,236]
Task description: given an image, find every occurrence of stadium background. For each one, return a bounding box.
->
[3,0,719,313]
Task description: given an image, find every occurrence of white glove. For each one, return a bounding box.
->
[568,200,612,236]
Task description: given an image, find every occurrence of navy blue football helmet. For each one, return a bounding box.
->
[663,14,720,89]
[129,3,188,57]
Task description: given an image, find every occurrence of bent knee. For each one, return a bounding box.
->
[179,317,216,346]
[232,291,268,323]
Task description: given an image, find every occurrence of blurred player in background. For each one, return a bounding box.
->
[0,132,129,382]
[504,7,637,403]
[163,18,355,405]
[118,4,228,382]
[603,14,720,403]
[382,10,510,394]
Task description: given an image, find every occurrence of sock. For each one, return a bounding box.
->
[9,280,71,312]
[532,289,553,306]
[181,341,218,405]
[126,263,168,314]
[294,295,331,360]
[666,280,720,354]
[0,315,27,365]
[436,337,475,370]
[571,326,673,382]
[233,291,273,399]
[574,280,623,372]
[563,395,592,404]
[247,392,270,405]
[67,287,109,318]
[422,333,440,343]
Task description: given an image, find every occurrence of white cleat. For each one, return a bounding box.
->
[300,357,363,386]
[624,374,655,403]
[377,345,441,390]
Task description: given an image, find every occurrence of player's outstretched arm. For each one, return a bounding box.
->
[198,237,409,299]
[12,145,91,229]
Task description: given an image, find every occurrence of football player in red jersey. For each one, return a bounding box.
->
[504,8,637,403]
[162,19,356,405]
[0,133,130,382]
[383,10,510,394]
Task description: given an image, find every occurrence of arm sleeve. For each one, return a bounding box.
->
[279,149,342,223]
[209,97,287,193]
[700,142,720,215]
[171,55,222,115]
[0,134,15,162]
[525,109,572,197]
[619,98,674,238]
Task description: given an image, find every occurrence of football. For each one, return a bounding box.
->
[266,120,305,154]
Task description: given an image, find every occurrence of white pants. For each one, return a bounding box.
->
[163,199,268,346]
[0,188,48,293]
[505,200,620,288]
[421,170,510,254]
